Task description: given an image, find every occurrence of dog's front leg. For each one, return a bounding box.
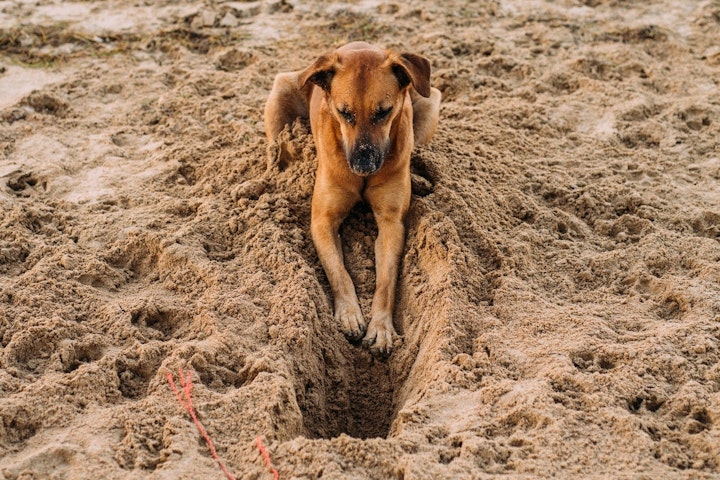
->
[363,182,410,356]
[362,214,404,356]
[311,189,366,341]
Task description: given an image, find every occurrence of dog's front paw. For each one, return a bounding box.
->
[362,313,397,357]
[335,299,366,341]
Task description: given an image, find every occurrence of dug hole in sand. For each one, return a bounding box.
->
[1,0,719,478]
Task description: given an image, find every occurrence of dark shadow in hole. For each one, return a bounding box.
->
[7,173,38,192]
[301,346,394,440]
[410,152,437,197]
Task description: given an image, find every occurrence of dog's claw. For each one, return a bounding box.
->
[345,329,363,342]
[362,315,395,357]
[335,299,366,341]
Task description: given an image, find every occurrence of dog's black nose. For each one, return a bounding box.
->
[349,142,384,176]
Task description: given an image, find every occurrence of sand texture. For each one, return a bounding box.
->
[1,0,719,478]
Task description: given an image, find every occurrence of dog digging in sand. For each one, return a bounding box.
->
[264,42,441,356]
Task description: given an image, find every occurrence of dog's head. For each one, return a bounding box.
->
[299,45,431,176]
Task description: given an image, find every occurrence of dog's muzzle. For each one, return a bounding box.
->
[347,138,388,176]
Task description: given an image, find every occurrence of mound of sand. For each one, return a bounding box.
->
[1,0,719,478]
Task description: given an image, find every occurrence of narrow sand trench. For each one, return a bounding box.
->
[265,122,503,445]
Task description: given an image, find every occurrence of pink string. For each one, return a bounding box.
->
[255,436,280,480]
[167,368,238,480]
[167,368,280,479]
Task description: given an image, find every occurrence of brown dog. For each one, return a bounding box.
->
[264,42,441,355]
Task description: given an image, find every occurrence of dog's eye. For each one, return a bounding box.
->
[373,106,393,123]
[337,108,355,124]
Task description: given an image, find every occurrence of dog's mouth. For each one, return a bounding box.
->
[346,138,389,176]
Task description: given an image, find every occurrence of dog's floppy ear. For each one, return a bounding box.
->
[298,53,337,93]
[392,52,431,98]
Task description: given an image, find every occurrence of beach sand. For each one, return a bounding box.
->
[1,0,719,478]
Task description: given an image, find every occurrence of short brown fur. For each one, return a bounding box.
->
[264,42,441,355]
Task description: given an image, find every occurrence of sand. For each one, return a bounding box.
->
[1,0,719,478]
